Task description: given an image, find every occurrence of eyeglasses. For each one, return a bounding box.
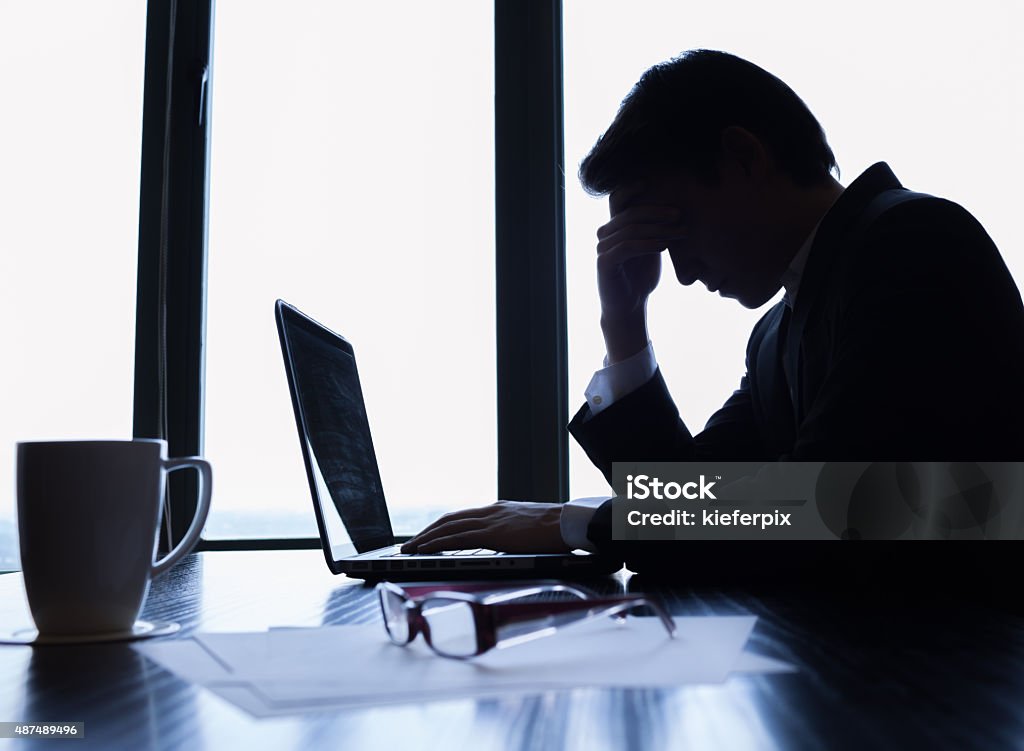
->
[376,581,676,660]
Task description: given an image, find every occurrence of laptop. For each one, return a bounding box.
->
[275,300,621,581]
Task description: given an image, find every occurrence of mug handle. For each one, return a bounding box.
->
[152,457,213,577]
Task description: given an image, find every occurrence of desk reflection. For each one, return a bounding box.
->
[20,645,199,751]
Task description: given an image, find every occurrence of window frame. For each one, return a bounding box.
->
[134,0,569,551]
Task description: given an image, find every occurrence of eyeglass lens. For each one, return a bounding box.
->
[380,586,411,644]
[420,598,477,658]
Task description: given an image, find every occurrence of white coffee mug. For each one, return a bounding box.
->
[16,439,212,636]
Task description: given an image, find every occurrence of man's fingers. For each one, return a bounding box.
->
[404,506,494,540]
[414,531,490,554]
[402,518,486,552]
[597,206,680,240]
[401,504,500,551]
[597,224,686,257]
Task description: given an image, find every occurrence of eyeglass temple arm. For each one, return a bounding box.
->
[489,595,676,638]
[396,582,599,600]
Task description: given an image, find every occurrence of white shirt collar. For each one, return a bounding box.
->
[781,190,844,308]
[780,225,816,308]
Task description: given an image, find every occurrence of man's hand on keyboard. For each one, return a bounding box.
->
[401,501,570,554]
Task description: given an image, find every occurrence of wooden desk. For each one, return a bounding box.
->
[0,550,1021,750]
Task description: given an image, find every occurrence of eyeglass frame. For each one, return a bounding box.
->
[376,581,676,659]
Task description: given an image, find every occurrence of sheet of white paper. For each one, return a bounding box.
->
[204,654,796,720]
[259,622,746,706]
[135,638,237,684]
[136,616,797,718]
[198,616,753,677]
[194,617,754,700]
[136,631,794,686]
[205,681,650,719]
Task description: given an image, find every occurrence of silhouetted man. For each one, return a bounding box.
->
[404,50,1024,571]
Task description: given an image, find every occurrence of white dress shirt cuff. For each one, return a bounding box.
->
[560,496,612,553]
[584,342,657,416]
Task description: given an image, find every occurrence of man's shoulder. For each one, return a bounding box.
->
[853,191,995,259]
[862,192,989,242]
[833,190,1003,287]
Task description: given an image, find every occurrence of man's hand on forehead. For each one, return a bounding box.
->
[596,205,683,252]
[601,182,706,291]
[598,178,686,255]
[595,180,696,360]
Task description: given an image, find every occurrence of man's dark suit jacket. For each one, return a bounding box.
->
[568,162,1024,583]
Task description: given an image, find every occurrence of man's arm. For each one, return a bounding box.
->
[580,198,1024,568]
[571,355,770,485]
[584,342,658,418]
[562,365,767,563]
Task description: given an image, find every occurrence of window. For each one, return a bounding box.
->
[0,2,147,568]
[203,1,496,538]
[564,0,1024,496]
[8,2,1015,561]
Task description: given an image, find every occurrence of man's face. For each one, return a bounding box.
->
[610,165,787,309]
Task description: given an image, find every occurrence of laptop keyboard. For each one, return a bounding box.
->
[383,549,502,557]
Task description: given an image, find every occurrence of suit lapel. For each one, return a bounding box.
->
[754,302,795,448]
[783,162,904,424]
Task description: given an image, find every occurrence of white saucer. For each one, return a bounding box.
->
[0,620,180,645]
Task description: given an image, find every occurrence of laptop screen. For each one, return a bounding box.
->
[277,302,394,555]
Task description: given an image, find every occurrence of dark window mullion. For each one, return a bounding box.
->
[135,1,569,553]
[495,0,569,503]
[134,0,214,550]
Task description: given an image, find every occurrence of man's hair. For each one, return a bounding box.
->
[578,49,839,195]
